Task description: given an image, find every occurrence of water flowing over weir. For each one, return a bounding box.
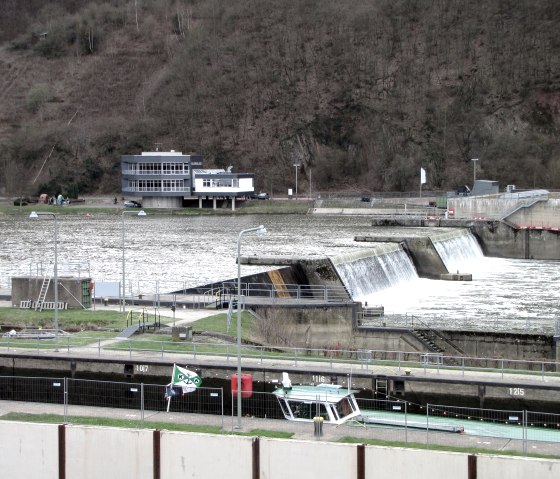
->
[431,230,484,272]
[330,244,418,300]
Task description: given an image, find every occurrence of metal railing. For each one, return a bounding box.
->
[356,311,559,335]
[218,281,352,302]
[1,336,559,380]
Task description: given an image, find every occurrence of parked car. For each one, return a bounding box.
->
[13,197,30,206]
[257,192,270,200]
[124,200,142,208]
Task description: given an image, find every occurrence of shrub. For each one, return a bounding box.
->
[25,84,53,113]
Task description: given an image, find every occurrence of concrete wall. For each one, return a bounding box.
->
[253,304,355,349]
[2,422,560,478]
[161,432,253,478]
[367,447,469,479]
[142,196,182,208]
[478,455,560,478]
[260,438,356,479]
[1,421,59,478]
[470,221,560,259]
[11,276,91,309]
[66,426,153,478]
[448,196,560,227]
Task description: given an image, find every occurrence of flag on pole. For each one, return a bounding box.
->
[171,364,202,394]
[420,168,427,185]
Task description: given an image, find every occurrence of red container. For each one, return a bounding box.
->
[231,373,253,398]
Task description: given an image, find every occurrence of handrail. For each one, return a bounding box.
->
[411,316,468,356]
[2,336,559,380]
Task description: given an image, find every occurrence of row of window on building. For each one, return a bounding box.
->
[125,162,190,175]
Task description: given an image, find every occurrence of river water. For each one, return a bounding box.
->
[1,213,558,333]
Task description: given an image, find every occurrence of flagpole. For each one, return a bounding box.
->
[166,381,172,412]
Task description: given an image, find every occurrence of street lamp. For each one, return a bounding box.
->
[236,225,266,429]
[293,163,300,200]
[471,158,479,186]
[29,211,59,349]
[122,210,147,314]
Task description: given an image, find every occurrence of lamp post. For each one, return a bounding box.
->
[122,210,147,314]
[236,225,266,429]
[293,163,300,200]
[29,211,59,349]
[471,158,479,186]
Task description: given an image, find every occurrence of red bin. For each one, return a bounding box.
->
[231,373,253,398]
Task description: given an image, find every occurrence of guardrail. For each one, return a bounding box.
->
[356,312,559,335]
[1,336,559,380]
[211,282,352,303]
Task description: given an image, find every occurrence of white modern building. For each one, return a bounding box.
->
[121,151,255,210]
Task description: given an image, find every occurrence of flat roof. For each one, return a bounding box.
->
[273,384,357,403]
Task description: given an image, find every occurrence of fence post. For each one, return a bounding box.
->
[426,403,430,446]
[404,401,408,443]
[523,410,527,455]
[141,383,145,429]
[64,377,68,423]
[221,387,224,431]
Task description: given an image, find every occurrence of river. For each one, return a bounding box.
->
[1,213,558,333]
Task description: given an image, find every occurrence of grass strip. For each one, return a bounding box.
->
[0,412,293,438]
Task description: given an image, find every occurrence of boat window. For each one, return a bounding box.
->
[288,400,329,420]
[336,397,355,419]
[278,399,290,419]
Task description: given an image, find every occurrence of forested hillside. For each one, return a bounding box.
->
[0,0,559,197]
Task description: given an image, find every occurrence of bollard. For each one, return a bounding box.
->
[313,416,324,439]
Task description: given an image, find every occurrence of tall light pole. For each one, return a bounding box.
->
[293,163,300,200]
[236,225,266,429]
[122,210,147,314]
[29,211,59,349]
[471,158,479,186]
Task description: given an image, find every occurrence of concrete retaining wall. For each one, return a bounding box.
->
[253,304,355,349]
[66,426,153,478]
[1,421,59,478]
[470,221,560,259]
[1,422,559,478]
[11,276,92,309]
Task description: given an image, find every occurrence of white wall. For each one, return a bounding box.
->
[161,431,254,478]
[0,422,59,478]
[478,455,560,479]
[366,446,469,479]
[260,439,356,479]
[2,421,560,479]
[65,426,153,479]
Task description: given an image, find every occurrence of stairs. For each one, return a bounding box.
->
[412,328,444,353]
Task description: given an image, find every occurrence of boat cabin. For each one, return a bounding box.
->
[273,383,362,425]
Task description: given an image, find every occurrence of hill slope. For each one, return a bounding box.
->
[0,0,559,197]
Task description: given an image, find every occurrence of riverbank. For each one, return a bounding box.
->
[0,197,314,216]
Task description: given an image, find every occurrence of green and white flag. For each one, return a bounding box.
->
[171,364,202,394]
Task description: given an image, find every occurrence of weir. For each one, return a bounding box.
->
[431,230,484,273]
[329,244,418,300]
[354,228,483,279]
